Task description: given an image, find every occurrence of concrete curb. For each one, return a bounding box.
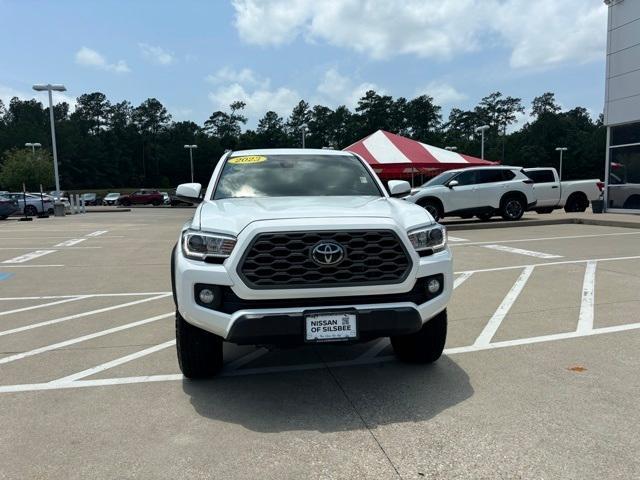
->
[445,217,640,231]
[85,208,131,213]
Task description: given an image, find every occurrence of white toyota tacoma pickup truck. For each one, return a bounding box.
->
[171,149,453,378]
[522,168,603,213]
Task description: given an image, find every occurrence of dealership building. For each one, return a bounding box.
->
[603,0,640,212]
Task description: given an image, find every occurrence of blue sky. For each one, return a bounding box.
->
[0,0,608,129]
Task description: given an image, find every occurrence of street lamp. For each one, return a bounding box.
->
[301,125,308,149]
[474,125,490,160]
[555,147,568,181]
[33,83,65,209]
[25,142,42,156]
[183,144,198,183]
[444,146,457,151]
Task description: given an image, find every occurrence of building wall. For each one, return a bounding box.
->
[604,0,640,126]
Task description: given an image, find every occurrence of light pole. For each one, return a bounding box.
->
[444,146,457,151]
[475,125,490,160]
[555,147,568,181]
[184,145,197,183]
[33,83,65,208]
[301,125,307,149]
[25,142,42,157]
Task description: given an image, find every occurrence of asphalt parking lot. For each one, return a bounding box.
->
[1,210,639,479]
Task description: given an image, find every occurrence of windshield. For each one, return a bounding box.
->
[213,154,382,199]
[106,193,120,198]
[421,171,458,187]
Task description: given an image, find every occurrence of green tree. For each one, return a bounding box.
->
[256,111,288,147]
[0,148,54,191]
[531,92,561,118]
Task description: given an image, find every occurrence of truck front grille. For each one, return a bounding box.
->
[238,230,412,289]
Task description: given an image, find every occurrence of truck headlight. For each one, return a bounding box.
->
[407,225,447,253]
[181,230,236,261]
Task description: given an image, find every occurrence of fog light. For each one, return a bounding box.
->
[198,288,215,304]
[427,278,441,294]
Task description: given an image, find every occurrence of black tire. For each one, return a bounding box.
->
[391,309,447,364]
[24,205,38,217]
[564,193,588,213]
[623,195,640,210]
[500,195,525,220]
[477,212,493,221]
[535,208,554,214]
[120,198,131,206]
[420,200,442,222]
[0,215,7,220]
[176,311,224,379]
[152,199,161,206]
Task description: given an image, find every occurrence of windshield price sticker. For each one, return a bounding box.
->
[228,155,267,164]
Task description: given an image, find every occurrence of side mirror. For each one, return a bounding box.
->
[176,183,203,203]
[447,180,459,188]
[388,180,411,197]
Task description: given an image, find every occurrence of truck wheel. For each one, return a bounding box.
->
[391,309,447,364]
[564,193,588,213]
[176,311,224,379]
[152,199,161,206]
[500,195,525,220]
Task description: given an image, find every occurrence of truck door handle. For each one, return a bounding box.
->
[551,186,558,189]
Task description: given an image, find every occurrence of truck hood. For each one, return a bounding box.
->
[196,196,433,236]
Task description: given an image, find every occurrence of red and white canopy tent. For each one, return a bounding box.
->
[344,130,497,182]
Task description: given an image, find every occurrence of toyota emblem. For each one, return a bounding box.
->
[311,241,345,266]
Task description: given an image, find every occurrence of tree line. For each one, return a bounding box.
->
[0,89,605,191]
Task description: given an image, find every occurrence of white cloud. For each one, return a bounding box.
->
[316,68,379,108]
[138,43,175,65]
[231,0,606,68]
[75,47,130,73]
[205,66,265,87]
[417,81,467,106]
[208,82,299,126]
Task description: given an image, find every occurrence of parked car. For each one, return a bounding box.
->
[48,190,69,200]
[80,192,100,206]
[522,168,603,213]
[5,193,54,216]
[37,193,71,213]
[171,148,452,378]
[0,195,19,219]
[102,192,121,206]
[405,166,537,221]
[118,189,164,206]
[606,164,640,210]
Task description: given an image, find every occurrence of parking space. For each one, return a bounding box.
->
[1,211,639,479]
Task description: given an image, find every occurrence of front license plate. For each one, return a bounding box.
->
[305,312,357,342]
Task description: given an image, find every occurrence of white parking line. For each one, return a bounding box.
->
[0,292,172,301]
[577,261,597,334]
[52,339,177,383]
[0,312,173,365]
[0,264,64,268]
[1,320,640,394]
[447,236,469,242]
[450,231,640,247]
[0,296,88,317]
[54,239,87,247]
[453,272,473,289]
[455,254,640,275]
[473,266,534,346]
[482,244,563,259]
[1,250,57,264]
[86,230,108,237]
[0,293,172,337]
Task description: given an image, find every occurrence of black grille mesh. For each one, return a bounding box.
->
[238,230,412,289]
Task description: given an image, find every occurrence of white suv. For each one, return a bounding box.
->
[171,149,453,378]
[404,166,537,222]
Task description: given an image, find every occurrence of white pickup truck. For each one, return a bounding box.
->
[522,168,603,213]
[171,148,453,378]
